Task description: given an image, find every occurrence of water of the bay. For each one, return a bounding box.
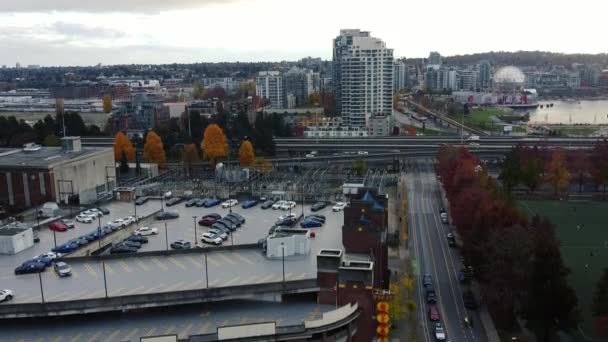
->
[527,100,608,124]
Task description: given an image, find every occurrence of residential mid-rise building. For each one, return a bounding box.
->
[427,51,442,69]
[393,60,408,91]
[478,60,491,89]
[458,67,479,91]
[256,71,283,109]
[282,67,320,108]
[333,29,393,128]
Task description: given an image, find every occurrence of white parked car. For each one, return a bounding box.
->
[124,215,140,223]
[279,213,297,221]
[89,208,103,216]
[272,200,287,210]
[82,210,102,218]
[332,202,347,212]
[280,201,297,211]
[75,214,93,223]
[109,219,127,229]
[39,252,62,260]
[60,219,75,228]
[134,226,158,236]
[222,199,238,208]
[207,229,228,240]
[201,233,223,245]
[0,289,14,302]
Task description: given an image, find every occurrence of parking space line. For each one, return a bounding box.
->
[198,322,211,334]
[84,264,97,277]
[104,263,115,274]
[185,256,203,268]
[87,331,102,342]
[69,333,82,342]
[164,326,176,335]
[61,289,89,301]
[118,261,133,273]
[224,276,241,286]
[102,329,121,342]
[188,280,204,290]
[135,259,150,272]
[233,252,254,265]
[47,291,70,302]
[241,275,258,284]
[206,256,219,267]
[168,257,186,270]
[120,286,146,296]
[179,323,194,338]
[257,274,276,283]
[217,253,236,265]
[162,281,185,292]
[122,328,139,341]
[144,328,157,337]
[151,257,169,271]
[109,287,125,296]
[142,283,165,294]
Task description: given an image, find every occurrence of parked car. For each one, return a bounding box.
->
[60,219,76,228]
[97,207,110,215]
[33,231,40,243]
[166,197,183,206]
[53,261,72,277]
[68,237,89,247]
[134,226,158,236]
[215,219,237,231]
[305,215,325,223]
[222,199,238,208]
[208,228,228,240]
[89,208,104,217]
[49,221,68,232]
[204,198,221,208]
[38,252,61,260]
[185,198,199,207]
[311,202,327,212]
[429,305,440,321]
[75,215,93,223]
[276,217,297,227]
[434,323,446,341]
[300,219,323,228]
[156,211,179,220]
[110,245,137,254]
[226,212,245,224]
[170,240,191,249]
[52,242,79,254]
[109,219,128,229]
[198,217,218,227]
[135,196,150,205]
[332,202,347,211]
[307,213,326,220]
[121,240,142,249]
[261,200,275,209]
[201,233,223,245]
[124,215,141,223]
[204,213,222,220]
[0,289,14,302]
[279,213,297,221]
[15,262,46,275]
[221,215,241,227]
[127,235,148,244]
[29,256,53,267]
[272,200,287,210]
[241,199,258,209]
[280,201,297,211]
[196,198,209,207]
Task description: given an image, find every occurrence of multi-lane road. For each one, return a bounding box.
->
[407,159,486,342]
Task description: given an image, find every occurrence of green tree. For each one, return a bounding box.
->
[545,149,571,195]
[193,80,204,100]
[499,147,521,194]
[352,159,366,176]
[593,269,608,337]
[43,135,61,146]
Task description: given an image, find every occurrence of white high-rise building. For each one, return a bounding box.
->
[394,60,408,91]
[256,71,283,109]
[333,29,393,129]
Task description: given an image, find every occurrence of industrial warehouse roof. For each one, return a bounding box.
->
[0,146,111,169]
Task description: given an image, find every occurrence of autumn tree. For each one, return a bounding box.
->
[182,143,200,170]
[102,95,112,114]
[55,98,64,115]
[568,151,590,194]
[201,123,228,166]
[591,140,608,198]
[545,148,571,195]
[143,131,166,168]
[239,140,255,166]
[520,147,544,194]
[308,92,321,106]
[593,269,608,337]
[113,131,135,162]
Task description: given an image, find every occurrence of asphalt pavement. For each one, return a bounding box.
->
[406,159,487,342]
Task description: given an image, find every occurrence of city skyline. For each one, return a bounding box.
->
[0,0,606,66]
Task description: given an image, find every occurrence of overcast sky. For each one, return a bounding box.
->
[0,0,605,66]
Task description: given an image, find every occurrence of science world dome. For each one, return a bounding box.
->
[493,66,526,90]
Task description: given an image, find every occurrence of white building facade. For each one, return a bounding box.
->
[256,71,284,109]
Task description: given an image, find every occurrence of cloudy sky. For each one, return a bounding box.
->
[0,0,605,66]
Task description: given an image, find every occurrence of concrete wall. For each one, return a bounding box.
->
[0,229,34,255]
[266,231,311,258]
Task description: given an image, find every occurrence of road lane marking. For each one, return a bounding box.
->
[135,259,150,272]
[257,274,276,283]
[84,264,97,277]
[164,326,176,335]
[206,256,219,267]
[168,257,186,270]
[198,322,211,334]
[241,275,258,284]
[217,253,236,265]
[151,257,169,271]
[118,261,133,273]
[224,276,241,286]
[143,283,165,294]
[185,256,203,268]
[144,328,156,337]
[162,281,185,292]
[120,286,146,296]
[104,263,115,275]
[122,328,139,341]
[233,252,254,265]
[102,330,121,342]
[178,323,194,338]
[87,331,102,342]
[69,333,82,342]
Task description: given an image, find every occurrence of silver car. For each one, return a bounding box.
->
[53,261,72,277]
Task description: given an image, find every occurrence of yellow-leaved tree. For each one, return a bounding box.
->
[201,124,228,166]
[113,131,135,162]
[239,140,255,166]
[183,143,200,168]
[55,98,64,115]
[545,148,571,195]
[102,95,112,114]
[143,131,166,168]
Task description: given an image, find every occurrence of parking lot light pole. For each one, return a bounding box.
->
[193,216,198,246]
[134,197,138,227]
[204,251,209,288]
[97,216,102,249]
[52,230,57,249]
[281,242,285,289]
[160,192,165,212]
[102,261,108,298]
[38,272,45,303]
[164,222,169,250]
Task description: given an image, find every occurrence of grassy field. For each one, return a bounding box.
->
[554,127,599,137]
[520,200,608,341]
[463,108,510,133]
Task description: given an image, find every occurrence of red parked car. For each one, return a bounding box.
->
[198,217,217,227]
[48,222,68,232]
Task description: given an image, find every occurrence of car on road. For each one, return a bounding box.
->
[53,261,72,277]
[75,214,93,223]
[33,231,40,243]
[301,219,323,228]
[280,201,296,211]
[127,235,148,244]
[463,291,477,309]
[185,198,199,207]
[209,227,229,240]
[446,232,456,247]
[426,284,437,303]
[165,197,183,206]
[241,199,258,209]
[272,200,287,210]
[423,273,433,287]
[134,226,158,236]
[135,196,150,205]
[311,202,327,212]
[156,211,179,220]
[201,233,223,245]
[60,219,76,228]
[440,212,448,224]
[170,240,191,249]
[198,217,218,226]
[222,199,238,208]
[332,202,347,212]
[0,289,14,302]
[204,198,221,208]
[110,245,137,254]
[221,215,241,227]
[469,142,480,147]
[433,322,446,340]
[29,256,53,267]
[429,305,440,321]
[15,262,46,275]
[226,212,245,224]
[261,200,275,209]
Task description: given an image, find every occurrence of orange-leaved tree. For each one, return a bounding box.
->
[545,148,571,195]
[201,123,228,166]
[239,140,255,166]
[55,98,64,115]
[183,143,200,168]
[102,95,112,114]
[143,131,166,168]
[113,131,135,162]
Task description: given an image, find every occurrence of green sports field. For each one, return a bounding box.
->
[520,200,608,341]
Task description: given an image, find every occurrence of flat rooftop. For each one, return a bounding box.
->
[0,146,110,169]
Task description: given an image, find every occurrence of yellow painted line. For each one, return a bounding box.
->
[102,329,121,342]
[241,275,258,284]
[120,286,145,296]
[69,333,82,342]
[197,322,211,334]
[224,276,241,286]
[178,323,194,338]
[52,336,63,342]
[232,252,254,265]
[217,253,236,265]
[84,264,97,277]
[258,274,276,283]
[164,326,176,335]
[118,261,133,273]
[162,281,185,292]
[87,331,102,342]
[206,256,219,267]
[142,283,165,294]
[122,328,139,341]
[135,259,150,272]
[295,273,308,280]
[144,328,156,337]
[185,256,202,268]
[104,263,115,275]
[168,257,186,270]
[151,257,169,271]
[109,287,125,296]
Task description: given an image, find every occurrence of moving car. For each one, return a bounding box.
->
[185,198,199,207]
[15,262,46,275]
[135,196,150,205]
[75,214,93,223]
[429,305,440,321]
[280,201,296,211]
[446,232,456,247]
[423,273,433,287]
[204,198,221,207]
[0,289,14,302]
[272,200,287,210]
[209,227,229,240]
[165,197,183,206]
[222,199,238,208]
[433,323,446,341]
[426,284,437,303]
[53,261,72,277]
[357,151,368,155]
[300,219,323,228]
[134,226,158,236]
[60,219,75,228]
[332,202,347,212]
[310,202,327,212]
[170,240,191,249]
[226,212,245,224]
[241,199,258,209]
[110,245,137,254]
[201,233,223,245]
[440,212,448,224]
[261,200,275,209]
[156,211,179,220]
[127,235,148,244]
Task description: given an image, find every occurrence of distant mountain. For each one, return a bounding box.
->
[408,51,608,68]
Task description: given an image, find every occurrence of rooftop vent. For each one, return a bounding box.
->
[23,143,42,152]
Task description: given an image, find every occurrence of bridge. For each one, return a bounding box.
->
[403,98,487,136]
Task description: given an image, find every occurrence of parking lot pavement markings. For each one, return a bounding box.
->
[168,257,187,270]
[209,278,222,287]
[162,281,185,292]
[233,252,255,265]
[294,272,308,280]
[178,323,194,339]
[144,328,157,337]
[102,329,121,342]
[109,287,125,296]
[84,264,97,277]
[164,326,176,335]
[257,274,276,283]
[197,322,211,334]
[69,333,82,342]
[47,291,70,302]
[118,261,133,273]
[241,275,258,284]
[185,256,203,268]
[217,253,236,265]
[151,257,169,271]
[104,263,115,275]
[142,283,165,294]
[224,276,241,286]
[120,286,146,296]
[205,256,219,267]
[62,289,90,301]
[134,259,150,272]
[122,328,139,341]
[87,331,102,342]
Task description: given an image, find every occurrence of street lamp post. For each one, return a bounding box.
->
[193,216,198,246]
[160,192,165,212]
[134,197,138,227]
[102,261,108,298]
[52,230,57,249]
[97,216,102,249]
[281,242,285,289]
[204,251,209,288]
[164,222,169,251]
[38,272,45,303]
